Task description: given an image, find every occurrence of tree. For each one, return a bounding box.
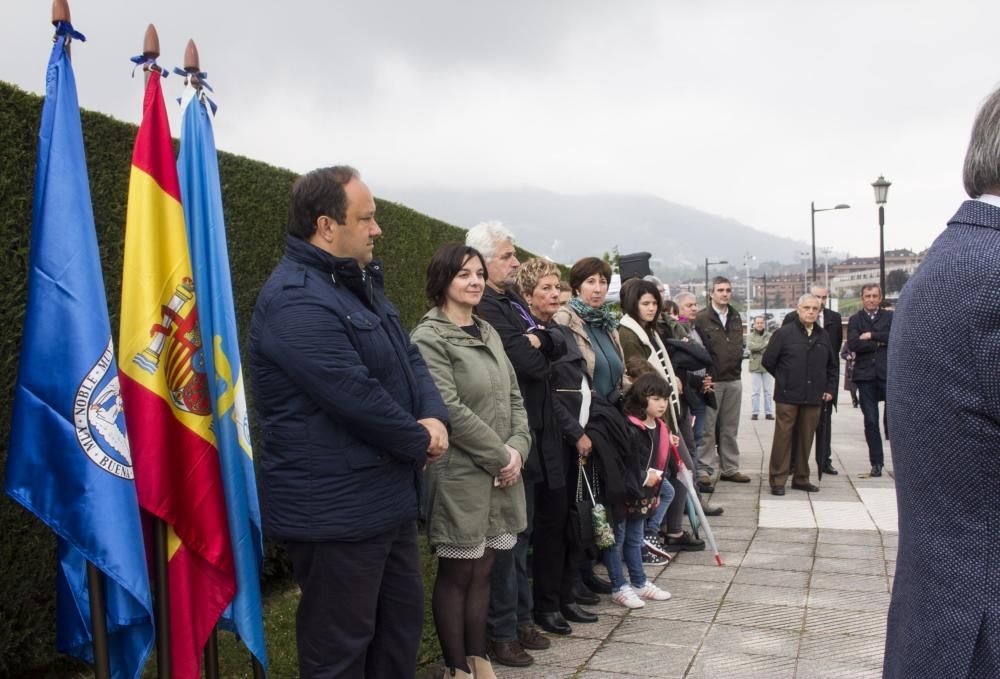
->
[886,269,910,294]
[601,246,621,273]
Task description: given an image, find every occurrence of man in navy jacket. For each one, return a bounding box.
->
[847,284,892,476]
[250,166,449,678]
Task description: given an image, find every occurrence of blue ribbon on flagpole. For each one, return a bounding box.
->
[129,54,169,78]
[54,21,86,42]
[172,67,218,115]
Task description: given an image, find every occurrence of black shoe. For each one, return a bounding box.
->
[571,582,600,606]
[697,481,715,494]
[771,486,785,496]
[516,623,551,650]
[581,572,613,595]
[487,638,534,667]
[533,611,572,635]
[663,530,706,551]
[765,414,775,420]
[821,462,839,475]
[560,603,598,623]
[870,464,883,477]
[751,414,759,420]
[702,504,724,516]
[791,482,820,492]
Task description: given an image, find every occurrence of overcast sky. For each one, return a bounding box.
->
[4,1,997,257]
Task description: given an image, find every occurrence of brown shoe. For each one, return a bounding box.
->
[486,639,533,667]
[720,472,751,483]
[517,623,551,650]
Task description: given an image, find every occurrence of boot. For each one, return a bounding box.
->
[468,655,497,679]
[442,666,473,678]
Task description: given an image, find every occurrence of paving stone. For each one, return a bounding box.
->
[807,588,891,612]
[631,597,719,623]
[883,545,898,561]
[814,542,885,560]
[680,549,743,568]
[794,656,882,678]
[654,577,730,601]
[610,617,709,647]
[522,636,602,668]
[659,563,738,583]
[812,557,885,576]
[493,663,577,678]
[565,612,627,640]
[585,640,695,677]
[753,527,817,544]
[700,622,800,658]
[714,600,806,631]
[748,540,816,557]
[804,607,889,637]
[733,567,811,589]
[715,538,752,554]
[808,572,889,592]
[577,670,650,679]
[816,529,883,546]
[686,649,796,678]
[725,583,809,608]
[798,630,887,667]
[709,514,759,527]
[742,552,815,572]
[710,525,758,540]
[886,560,895,576]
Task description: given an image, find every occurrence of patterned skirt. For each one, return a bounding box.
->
[434,533,517,559]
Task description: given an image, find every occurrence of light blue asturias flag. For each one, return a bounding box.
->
[4,23,154,679]
[176,82,268,670]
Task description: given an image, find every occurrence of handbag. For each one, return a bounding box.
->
[567,458,595,551]
[581,462,616,550]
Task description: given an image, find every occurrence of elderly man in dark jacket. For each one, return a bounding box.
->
[249,166,449,679]
[884,87,1000,679]
[762,294,836,495]
[847,284,892,477]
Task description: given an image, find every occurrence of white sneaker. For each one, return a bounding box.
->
[635,582,672,601]
[611,585,646,609]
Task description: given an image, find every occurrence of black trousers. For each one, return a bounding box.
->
[286,521,423,679]
[814,401,834,467]
[531,477,571,613]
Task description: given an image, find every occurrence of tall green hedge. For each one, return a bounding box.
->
[0,81,538,675]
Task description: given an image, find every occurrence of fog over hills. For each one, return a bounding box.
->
[381,186,810,275]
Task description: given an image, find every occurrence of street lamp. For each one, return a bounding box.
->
[744,252,756,343]
[872,175,891,296]
[811,201,850,281]
[704,258,728,304]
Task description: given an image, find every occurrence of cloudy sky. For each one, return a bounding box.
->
[4,1,998,257]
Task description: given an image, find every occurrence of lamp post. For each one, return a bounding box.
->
[743,252,755,343]
[820,246,833,291]
[704,258,728,304]
[811,201,850,281]
[872,175,891,295]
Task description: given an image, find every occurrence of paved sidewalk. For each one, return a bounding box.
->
[495,367,895,678]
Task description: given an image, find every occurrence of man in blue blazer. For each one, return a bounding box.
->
[847,285,892,476]
[884,87,1000,678]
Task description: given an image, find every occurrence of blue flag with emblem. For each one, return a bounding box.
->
[176,82,268,669]
[4,24,154,679]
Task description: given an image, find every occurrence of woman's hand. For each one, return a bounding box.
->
[498,445,523,487]
[669,433,680,448]
[575,433,593,458]
[644,468,663,487]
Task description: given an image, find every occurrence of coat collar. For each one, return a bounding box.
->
[417,306,492,346]
[283,235,384,286]
[949,199,1000,232]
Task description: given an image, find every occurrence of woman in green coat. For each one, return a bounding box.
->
[411,243,531,679]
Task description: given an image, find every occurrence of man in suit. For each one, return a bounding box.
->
[884,85,1000,679]
[847,284,892,477]
[782,285,843,474]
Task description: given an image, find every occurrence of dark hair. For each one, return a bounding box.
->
[286,165,360,239]
[861,284,883,297]
[623,373,671,419]
[625,356,656,380]
[711,276,731,291]
[620,278,663,329]
[569,257,612,296]
[425,243,489,307]
[663,300,679,316]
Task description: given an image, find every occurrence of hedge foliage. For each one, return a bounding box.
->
[0,80,543,675]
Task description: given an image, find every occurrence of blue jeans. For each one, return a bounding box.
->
[856,380,886,466]
[691,401,707,450]
[750,371,774,416]
[644,480,676,535]
[603,515,647,590]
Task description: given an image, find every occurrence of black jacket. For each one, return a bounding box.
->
[476,286,568,488]
[694,306,744,382]
[783,307,842,404]
[847,308,893,383]
[762,319,838,405]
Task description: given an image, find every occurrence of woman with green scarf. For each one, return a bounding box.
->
[551,257,626,401]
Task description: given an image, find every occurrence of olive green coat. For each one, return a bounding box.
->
[411,307,532,548]
[747,328,772,373]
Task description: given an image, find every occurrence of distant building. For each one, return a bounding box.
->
[830,249,925,277]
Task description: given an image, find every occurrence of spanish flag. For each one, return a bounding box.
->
[118,69,235,679]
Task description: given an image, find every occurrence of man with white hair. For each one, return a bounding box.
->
[761,294,837,496]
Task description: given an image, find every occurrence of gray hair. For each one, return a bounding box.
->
[797,293,820,306]
[754,315,766,322]
[963,86,1000,198]
[673,291,696,305]
[466,221,514,262]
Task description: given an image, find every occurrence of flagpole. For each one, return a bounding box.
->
[85,562,112,679]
